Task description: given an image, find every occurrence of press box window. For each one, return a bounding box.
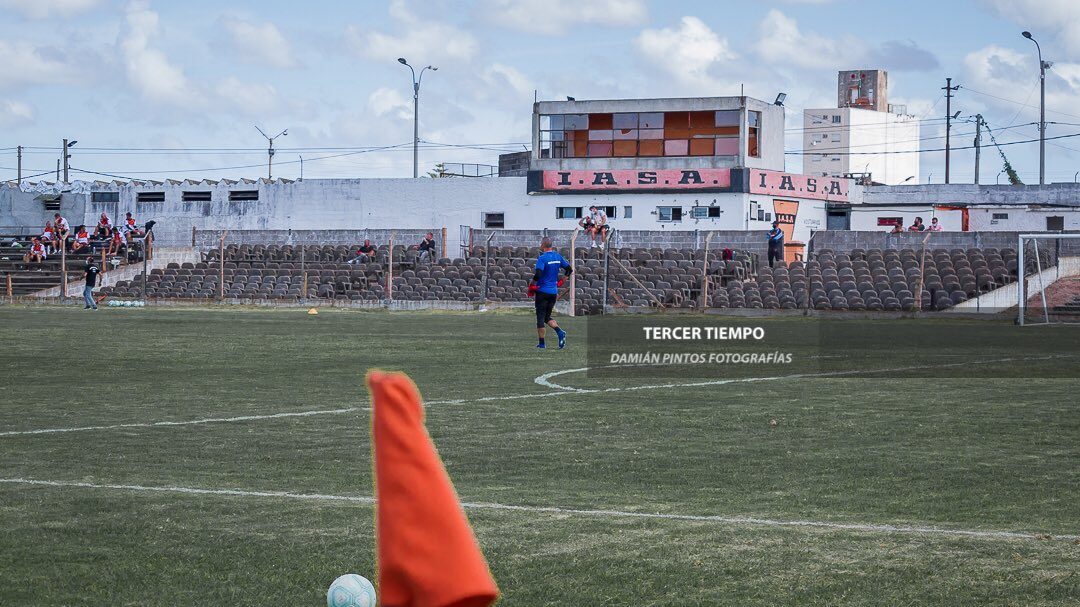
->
[692,206,722,219]
[182,191,212,202]
[623,206,633,219]
[556,207,583,219]
[136,192,165,203]
[992,213,1009,220]
[92,192,119,203]
[657,206,682,222]
[482,212,504,229]
[229,190,259,202]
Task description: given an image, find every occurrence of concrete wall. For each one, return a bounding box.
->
[810,230,1080,254]
[2,178,829,255]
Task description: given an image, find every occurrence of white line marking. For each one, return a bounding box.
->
[1,477,1074,542]
[0,407,367,437]
[532,355,1062,392]
[1,355,1065,438]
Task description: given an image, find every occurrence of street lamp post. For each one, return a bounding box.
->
[255,126,287,180]
[398,57,437,178]
[1022,31,1049,185]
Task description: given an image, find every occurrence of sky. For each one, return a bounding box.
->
[2,0,1080,184]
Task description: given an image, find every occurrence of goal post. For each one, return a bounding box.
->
[1017,233,1080,326]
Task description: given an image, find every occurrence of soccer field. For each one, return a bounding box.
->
[0,306,1078,606]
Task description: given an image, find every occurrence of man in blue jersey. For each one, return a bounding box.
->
[531,237,573,349]
[767,221,784,268]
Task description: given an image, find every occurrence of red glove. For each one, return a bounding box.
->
[526,283,538,297]
[556,278,565,288]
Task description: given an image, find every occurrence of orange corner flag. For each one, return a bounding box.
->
[367,370,499,607]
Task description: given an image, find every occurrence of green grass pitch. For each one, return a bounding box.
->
[0,306,1077,606]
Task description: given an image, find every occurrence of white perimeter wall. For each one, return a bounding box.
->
[49,177,827,251]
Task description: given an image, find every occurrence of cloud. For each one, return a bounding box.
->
[756,9,853,70]
[221,18,300,69]
[0,0,99,18]
[0,41,82,87]
[215,77,281,116]
[979,0,1080,59]
[479,0,647,35]
[480,63,534,101]
[120,0,194,102]
[346,0,477,63]
[635,17,736,86]
[866,40,940,72]
[367,87,411,121]
[963,45,1080,118]
[0,99,35,127]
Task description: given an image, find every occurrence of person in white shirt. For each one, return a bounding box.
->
[588,205,609,248]
[928,217,943,232]
[53,213,69,249]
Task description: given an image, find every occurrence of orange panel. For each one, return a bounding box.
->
[613,140,637,157]
[689,138,713,156]
[638,139,664,156]
[689,111,713,129]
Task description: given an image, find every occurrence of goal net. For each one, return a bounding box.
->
[1017,233,1080,325]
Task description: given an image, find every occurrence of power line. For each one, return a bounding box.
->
[785,130,1080,156]
[961,85,1080,121]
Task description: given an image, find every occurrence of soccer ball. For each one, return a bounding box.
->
[326,574,376,607]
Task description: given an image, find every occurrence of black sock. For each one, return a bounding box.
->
[538,338,545,346]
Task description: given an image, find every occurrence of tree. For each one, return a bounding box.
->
[427,163,452,178]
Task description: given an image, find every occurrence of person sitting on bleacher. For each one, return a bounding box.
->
[416,232,437,262]
[95,213,111,238]
[908,217,926,232]
[107,227,124,256]
[41,221,56,254]
[71,225,90,254]
[23,237,46,264]
[54,213,69,248]
[348,239,377,264]
[122,212,144,243]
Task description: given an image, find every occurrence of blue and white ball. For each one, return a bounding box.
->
[327,574,376,607]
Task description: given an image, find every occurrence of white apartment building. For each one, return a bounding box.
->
[802,106,920,186]
[802,70,920,186]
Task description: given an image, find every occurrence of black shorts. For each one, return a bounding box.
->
[535,292,557,327]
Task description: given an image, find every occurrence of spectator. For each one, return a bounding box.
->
[23,237,46,264]
[889,223,904,234]
[348,239,377,264]
[95,212,111,238]
[122,212,143,243]
[908,216,925,232]
[41,221,56,254]
[767,221,784,268]
[71,225,90,253]
[721,247,735,261]
[928,217,943,232]
[578,213,596,247]
[54,213,69,248]
[417,232,437,262]
[107,226,124,256]
[588,205,610,248]
[83,258,100,310]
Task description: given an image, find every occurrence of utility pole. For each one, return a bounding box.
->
[942,78,959,184]
[16,145,21,183]
[973,114,983,185]
[56,159,60,182]
[62,138,69,183]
